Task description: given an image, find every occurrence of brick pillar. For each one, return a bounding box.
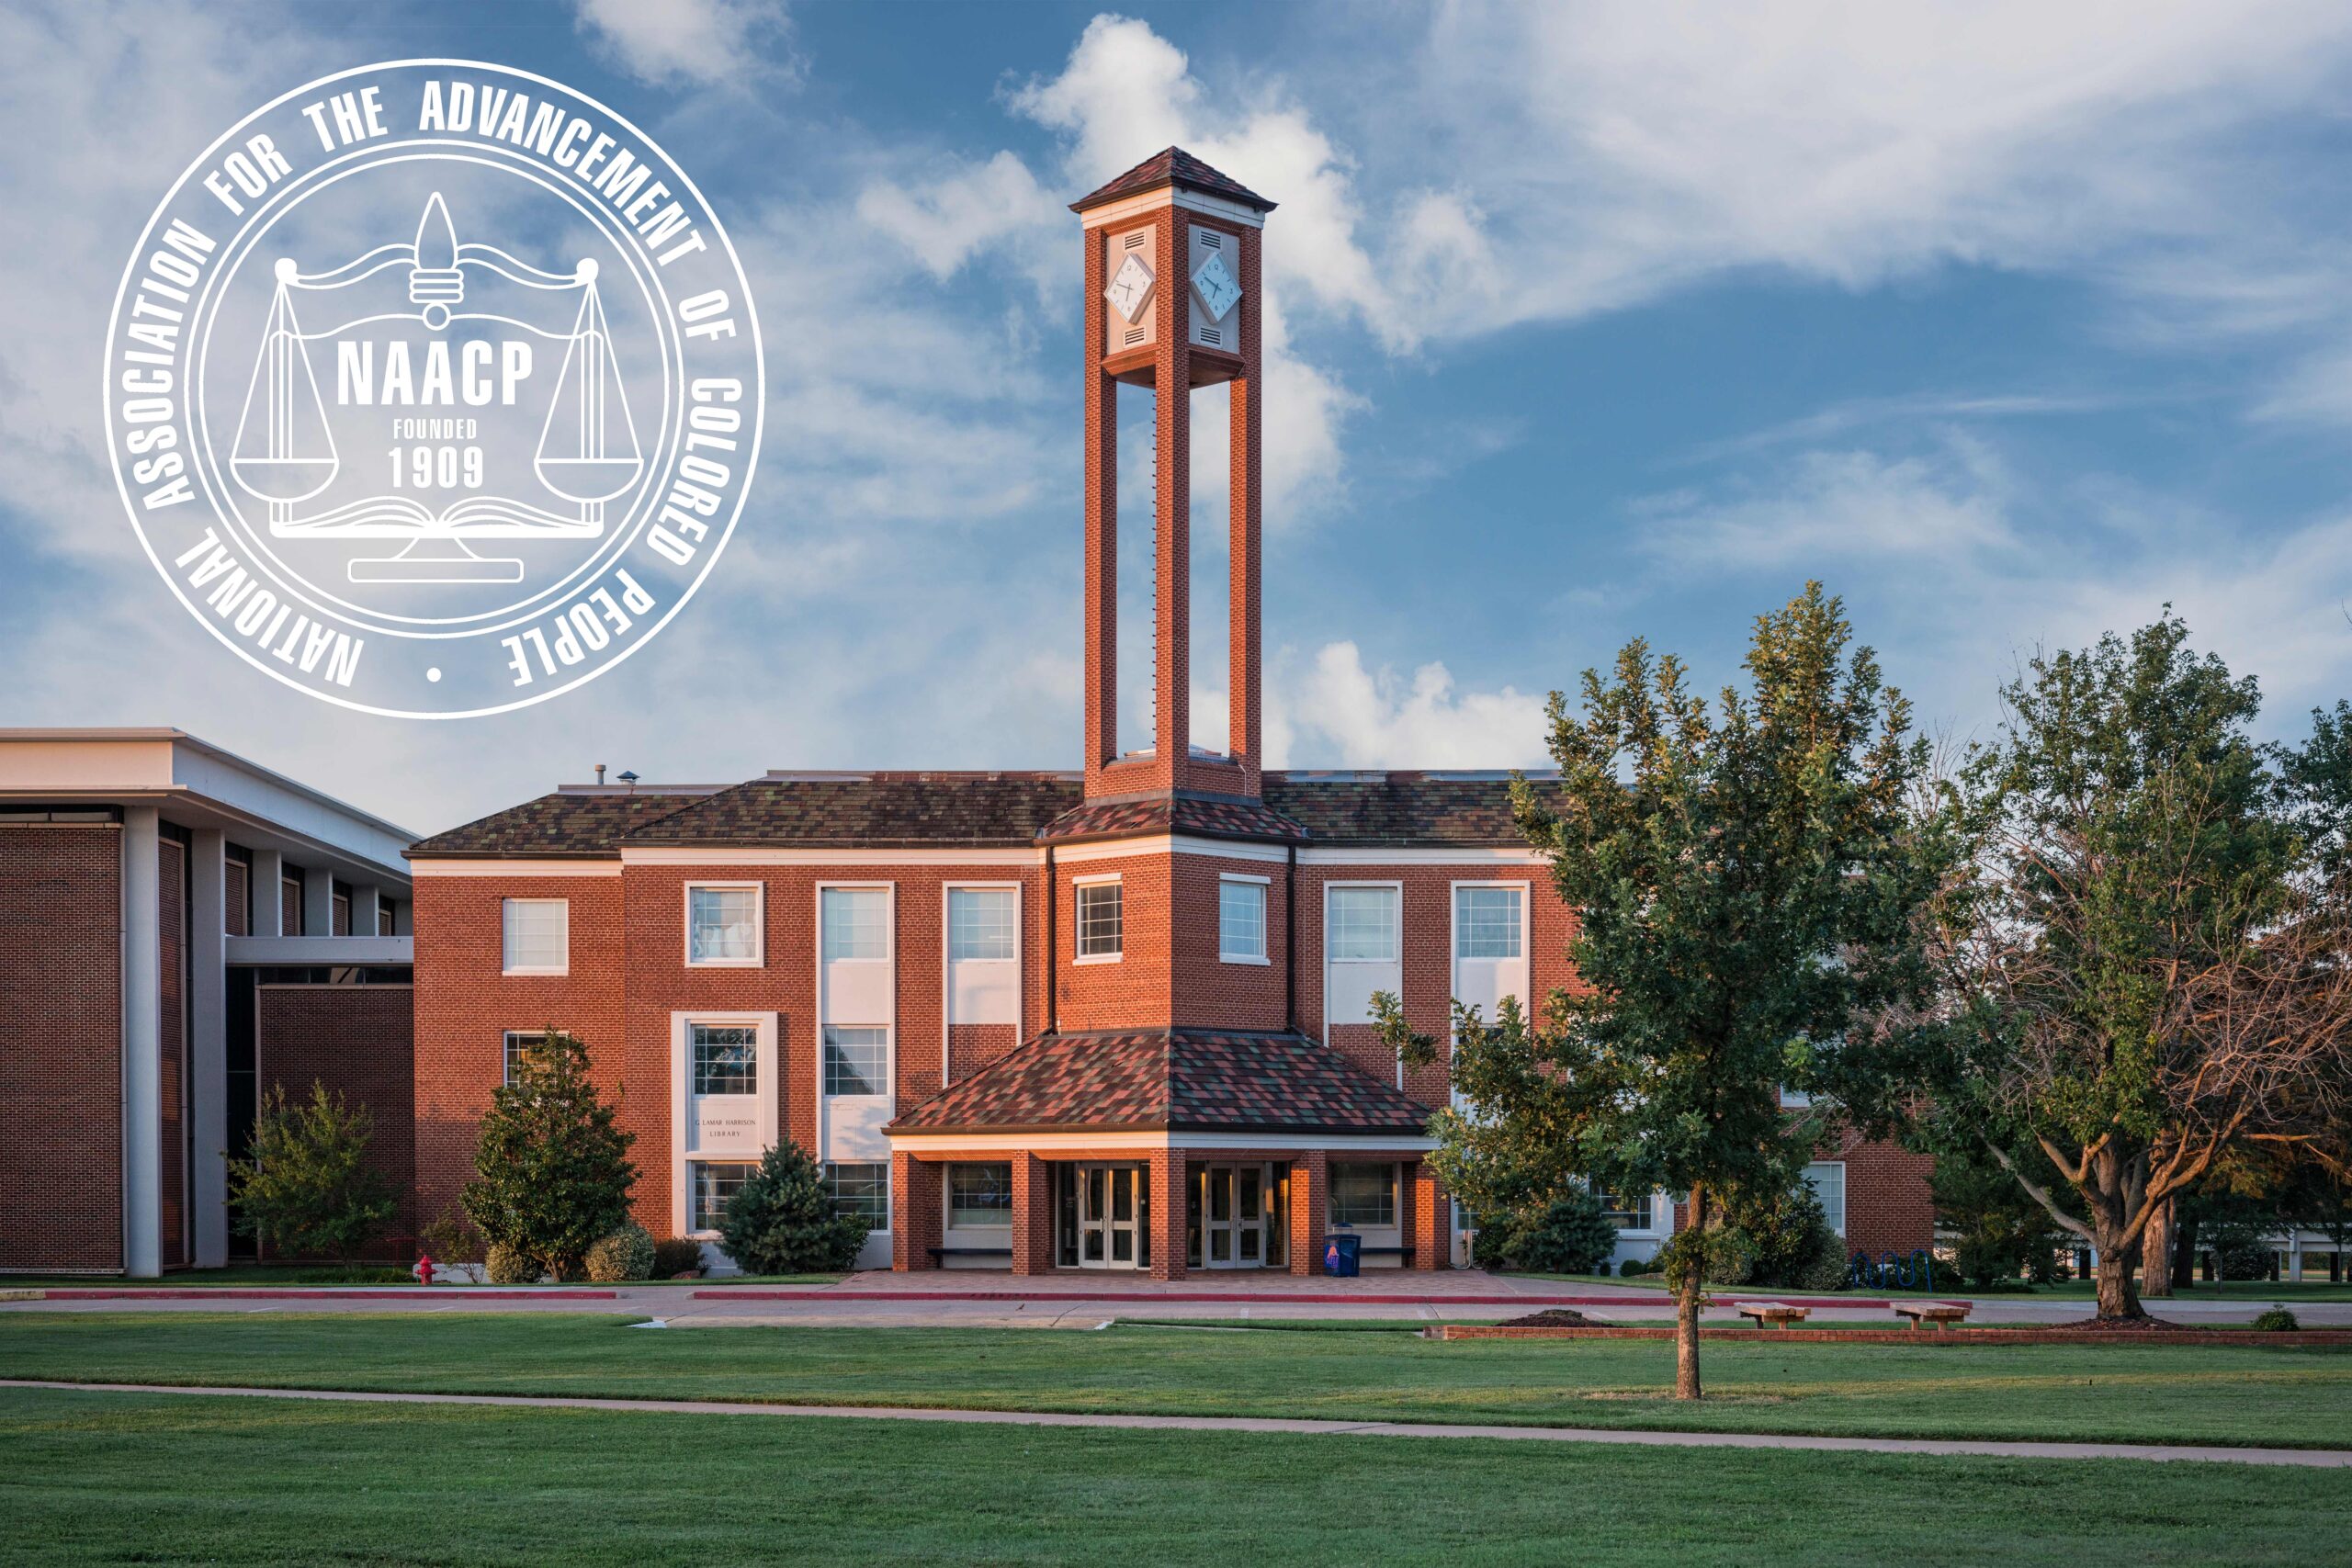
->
[1287,1152,1328,1276]
[891,1155,941,1271]
[1410,1162,1449,1270]
[1149,1148,1188,1280]
[1012,1154,1055,1274]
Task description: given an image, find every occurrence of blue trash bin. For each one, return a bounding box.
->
[1324,1232,1362,1277]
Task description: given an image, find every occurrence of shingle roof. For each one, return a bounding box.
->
[624,773,1082,849]
[1071,146,1277,215]
[1263,773,1551,848]
[887,1029,1434,1136]
[1040,792,1306,845]
[407,772,1555,857]
[404,790,706,860]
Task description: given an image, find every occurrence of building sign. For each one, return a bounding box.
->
[104,60,763,718]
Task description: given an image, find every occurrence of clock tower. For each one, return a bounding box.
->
[1070,148,1276,802]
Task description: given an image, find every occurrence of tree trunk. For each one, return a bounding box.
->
[2092,1223,2146,1321]
[2141,1198,2174,1299]
[2171,1217,2198,1289]
[1675,1186,1706,1400]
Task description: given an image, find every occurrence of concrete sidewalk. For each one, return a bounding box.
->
[6,1378,2345,1469]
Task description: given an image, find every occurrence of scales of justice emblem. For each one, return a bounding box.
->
[229,192,645,584]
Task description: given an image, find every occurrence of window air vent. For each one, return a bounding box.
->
[1124,328,1146,346]
[1200,231,1222,249]
[1199,326,1222,346]
[1123,231,1147,249]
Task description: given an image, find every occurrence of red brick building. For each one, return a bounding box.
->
[406,149,1931,1275]
[0,728,415,1276]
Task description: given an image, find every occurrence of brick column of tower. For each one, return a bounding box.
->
[1151,207,1193,780]
[1082,229,1119,787]
[1228,221,1263,793]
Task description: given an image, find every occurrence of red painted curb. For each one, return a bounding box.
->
[36,1289,618,1301]
[689,1289,1905,1307]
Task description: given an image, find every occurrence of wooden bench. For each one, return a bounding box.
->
[1736,1303,1812,1329]
[1893,1303,1973,1331]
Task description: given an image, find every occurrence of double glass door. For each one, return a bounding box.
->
[1194,1163,1275,1269]
[1072,1162,1142,1269]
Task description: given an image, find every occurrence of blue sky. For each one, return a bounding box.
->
[8,0,2352,832]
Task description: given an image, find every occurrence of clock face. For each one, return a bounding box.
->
[1192,251,1242,322]
[1104,254,1155,323]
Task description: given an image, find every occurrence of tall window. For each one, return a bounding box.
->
[502,1030,548,1086]
[946,1163,1013,1229]
[690,1022,757,1097]
[1329,1163,1397,1228]
[1075,880,1122,959]
[829,1162,889,1225]
[502,897,568,974]
[686,886,761,965]
[1803,1162,1847,1237]
[690,1161,756,1232]
[1219,877,1268,962]
[821,886,888,961]
[1327,886,1399,962]
[823,1025,888,1096]
[1453,886,1522,959]
[947,887,1017,960]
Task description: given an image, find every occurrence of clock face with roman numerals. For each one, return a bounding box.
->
[1191,251,1242,321]
[1104,254,1155,322]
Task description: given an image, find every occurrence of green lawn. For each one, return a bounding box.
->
[2,1313,2346,1449]
[2,1386,2344,1567]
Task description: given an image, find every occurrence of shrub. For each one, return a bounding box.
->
[484,1242,540,1284]
[651,1237,706,1277]
[1619,1257,1652,1278]
[1470,1188,1619,1274]
[1799,1240,1853,1292]
[2204,1215,2274,1281]
[462,1029,637,1280]
[1724,1181,1844,1290]
[719,1141,870,1274]
[2252,1307,2300,1332]
[227,1082,397,1261]
[584,1223,656,1282]
[416,1205,483,1263]
[1657,1224,1757,1288]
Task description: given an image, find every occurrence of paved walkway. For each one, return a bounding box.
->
[6,1269,2346,1327]
[5,1379,2343,1469]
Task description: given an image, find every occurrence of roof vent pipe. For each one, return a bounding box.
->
[594,763,606,785]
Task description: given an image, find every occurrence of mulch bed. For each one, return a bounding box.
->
[1492,1309,1610,1329]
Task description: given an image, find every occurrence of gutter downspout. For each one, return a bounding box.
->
[1043,844,1057,1037]
[1283,840,1297,1034]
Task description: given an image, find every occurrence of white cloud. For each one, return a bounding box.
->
[571,0,797,90]
[1638,439,2019,569]
[1260,641,1552,769]
[855,152,1064,290]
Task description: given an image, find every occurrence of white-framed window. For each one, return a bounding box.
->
[1804,1161,1847,1237]
[686,884,763,966]
[946,1162,1013,1229]
[690,1160,757,1234]
[947,887,1017,960]
[820,886,889,961]
[1327,886,1400,962]
[1219,875,1269,964]
[823,1025,889,1096]
[829,1161,889,1225]
[1329,1162,1397,1228]
[1780,1086,1814,1109]
[690,1021,758,1097]
[1453,885,1523,959]
[502,1030,548,1086]
[1599,1190,1655,1231]
[501,897,569,975]
[1075,877,1122,961]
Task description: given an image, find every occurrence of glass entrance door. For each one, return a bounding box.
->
[1074,1163,1141,1269]
[1194,1163,1272,1269]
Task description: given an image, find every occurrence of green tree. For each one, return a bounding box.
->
[461,1029,637,1280]
[1381,584,1941,1398]
[227,1081,397,1262]
[1836,615,2352,1320]
[718,1140,869,1274]
[1929,1141,2069,1287]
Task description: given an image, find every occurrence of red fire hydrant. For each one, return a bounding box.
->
[413,1252,435,1286]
